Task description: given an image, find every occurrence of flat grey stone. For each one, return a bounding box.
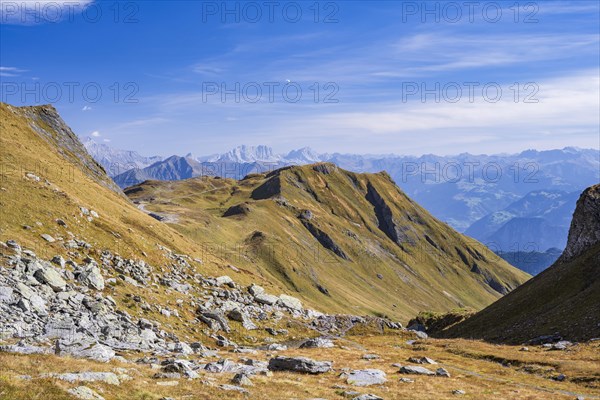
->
[345,369,387,386]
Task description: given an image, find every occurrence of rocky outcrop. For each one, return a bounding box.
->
[365,182,415,249]
[559,184,600,262]
[17,104,122,194]
[300,219,350,260]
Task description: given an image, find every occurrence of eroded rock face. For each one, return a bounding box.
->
[268,356,333,374]
[560,184,600,262]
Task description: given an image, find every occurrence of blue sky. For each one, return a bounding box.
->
[1,0,599,157]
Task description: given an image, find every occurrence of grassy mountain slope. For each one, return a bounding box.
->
[125,163,530,322]
[0,102,307,343]
[443,185,600,343]
[0,103,222,273]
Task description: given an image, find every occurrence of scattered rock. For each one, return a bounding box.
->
[67,386,105,400]
[345,369,387,386]
[300,337,334,349]
[77,265,105,291]
[278,294,303,311]
[436,368,451,377]
[215,276,234,286]
[352,395,383,400]
[232,373,253,386]
[254,292,279,305]
[219,384,249,394]
[34,266,67,292]
[553,374,567,382]
[399,365,435,376]
[268,356,333,374]
[361,354,380,360]
[452,389,466,395]
[227,308,257,330]
[408,356,437,365]
[41,234,56,243]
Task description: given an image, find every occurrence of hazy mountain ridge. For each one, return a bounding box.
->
[466,190,580,252]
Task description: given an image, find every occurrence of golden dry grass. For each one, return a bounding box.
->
[1,334,599,400]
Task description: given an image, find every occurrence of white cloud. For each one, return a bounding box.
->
[0,66,27,77]
[82,105,92,111]
[103,139,111,142]
[276,70,600,154]
[0,0,94,25]
[90,131,101,137]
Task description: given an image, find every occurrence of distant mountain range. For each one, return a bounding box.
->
[83,138,599,272]
[82,137,163,177]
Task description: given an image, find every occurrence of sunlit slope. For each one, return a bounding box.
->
[126,163,530,321]
[0,103,219,269]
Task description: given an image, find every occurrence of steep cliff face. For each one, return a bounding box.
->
[559,184,600,262]
[442,184,600,343]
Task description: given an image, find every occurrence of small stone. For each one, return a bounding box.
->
[219,384,249,394]
[41,234,56,243]
[452,389,466,395]
[300,338,335,349]
[352,395,383,400]
[399,366,435,376]
[362,354,379,360]
[554,374,567,382]
[408,356,437,365]
[51,255,66,268]
[232,373,253,386]
[436,368,451,377]
[399,377,414,383]
[67,386,105,400]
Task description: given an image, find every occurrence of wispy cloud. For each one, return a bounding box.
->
[0,66,27,77]
[115,117,169,129]
[0,0,94,25]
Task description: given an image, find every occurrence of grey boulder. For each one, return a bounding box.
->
[268,356,332,374]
